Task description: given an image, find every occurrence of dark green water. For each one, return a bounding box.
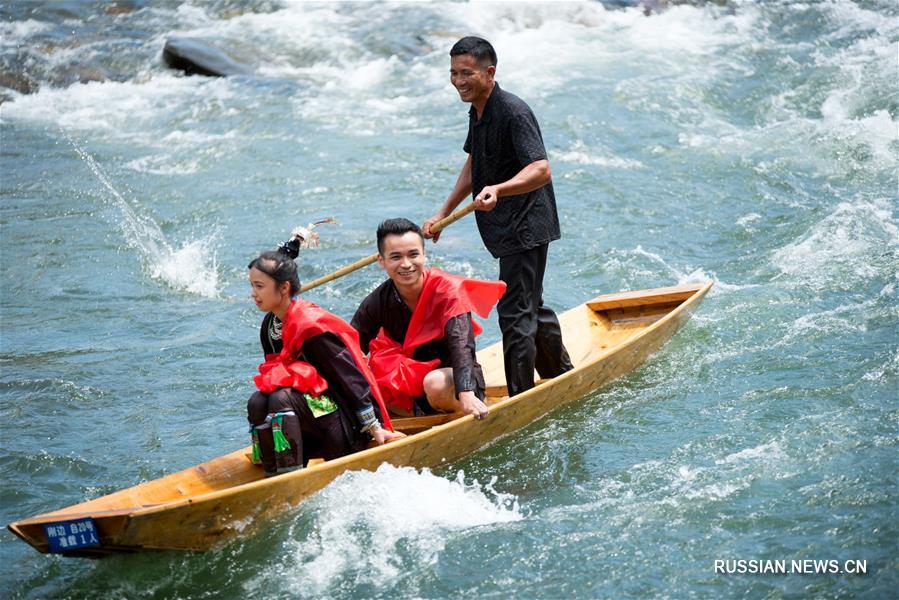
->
[1,1,896,598]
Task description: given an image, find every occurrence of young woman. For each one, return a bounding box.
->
[247,234,403,476]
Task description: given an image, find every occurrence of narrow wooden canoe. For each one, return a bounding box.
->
[9,282,712,557]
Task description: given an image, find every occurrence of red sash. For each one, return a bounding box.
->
[368,268,506,412]
[254,299,393,431]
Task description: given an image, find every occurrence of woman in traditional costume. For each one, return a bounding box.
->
[247,234,403,476]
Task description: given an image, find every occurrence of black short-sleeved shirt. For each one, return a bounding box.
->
[463,83,561,258]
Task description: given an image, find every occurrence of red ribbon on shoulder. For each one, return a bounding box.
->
[254,299,393,431]
[368,268,506,413]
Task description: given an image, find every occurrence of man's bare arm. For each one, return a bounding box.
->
[474,159,551,212]
[423,155,473,241]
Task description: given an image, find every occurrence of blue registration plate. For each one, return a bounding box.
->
[42,518,100,553]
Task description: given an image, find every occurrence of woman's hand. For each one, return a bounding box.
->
[371,426,406,445]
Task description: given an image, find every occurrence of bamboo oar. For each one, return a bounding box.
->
[299,202,476,294]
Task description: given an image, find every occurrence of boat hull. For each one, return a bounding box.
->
[9,282,711,556]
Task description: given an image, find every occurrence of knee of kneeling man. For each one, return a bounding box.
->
[422,370,444,394]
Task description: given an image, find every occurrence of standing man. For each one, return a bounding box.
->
[423,36,573,398]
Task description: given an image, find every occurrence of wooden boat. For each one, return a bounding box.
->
[8,282,712,557]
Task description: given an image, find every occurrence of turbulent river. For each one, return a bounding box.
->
[1,1,896,598]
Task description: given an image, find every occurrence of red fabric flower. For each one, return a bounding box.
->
[254,299,393,431]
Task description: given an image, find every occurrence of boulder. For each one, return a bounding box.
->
[0,71,38,95]
[49,64,112,87]
[162,37,254,77]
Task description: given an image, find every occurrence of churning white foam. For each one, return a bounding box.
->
[125,130,238,175]
[249,464,521,595]
[862,347,898,383]
[437,1,753,99]
[627,245,749,295]
[584,434,800,529]
[111,0,755,135]
[717,441,787,465]
[0,18,52,47]
[771,198,898,291]
[1,74,236,138]
[1,0,765,149]
[775,296,879,348]
[553,141,644,169]
[125,155,201,175]
[736,213,762,228]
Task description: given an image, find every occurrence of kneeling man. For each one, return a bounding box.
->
[351,218,505,420]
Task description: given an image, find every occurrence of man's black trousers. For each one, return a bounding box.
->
[497,243,573,397]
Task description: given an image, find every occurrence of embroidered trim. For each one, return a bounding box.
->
[356,406,377,429]
[304,393,338,418]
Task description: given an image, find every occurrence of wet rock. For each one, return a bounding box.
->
[162,37,254,77]
[105,2,138,15]
[48,64,111,87]
[0,71,38,95]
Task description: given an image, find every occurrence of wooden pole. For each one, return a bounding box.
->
[298,203,476,294]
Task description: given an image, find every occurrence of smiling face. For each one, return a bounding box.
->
[378,231,426,297]
[249,265,291,315]
[450,54,495,107]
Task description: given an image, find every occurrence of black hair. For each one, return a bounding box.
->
[247,234,302,296]
[376,218,424,255]
[449,36,497,68]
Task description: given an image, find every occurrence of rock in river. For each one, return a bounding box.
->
[162,37,254,77]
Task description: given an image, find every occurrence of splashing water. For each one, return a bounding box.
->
[246,464,522,597]
[66,135,221,298]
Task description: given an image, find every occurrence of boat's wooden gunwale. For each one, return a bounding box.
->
[8,281,712,554]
